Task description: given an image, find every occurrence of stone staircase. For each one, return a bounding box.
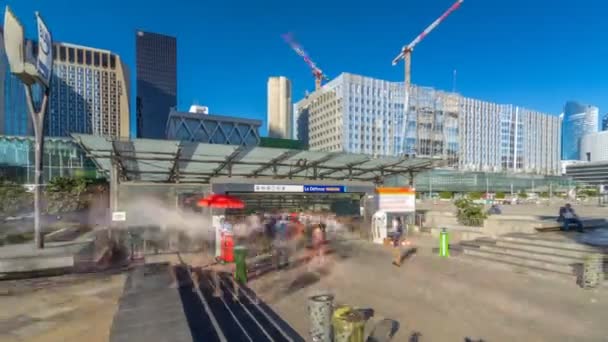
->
[457,233,608,283]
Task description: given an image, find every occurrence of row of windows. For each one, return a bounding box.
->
[53,45,117,69]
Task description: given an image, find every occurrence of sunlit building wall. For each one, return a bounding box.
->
[561,101,599,160]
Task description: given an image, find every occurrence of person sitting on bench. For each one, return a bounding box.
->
[560,203,583,232]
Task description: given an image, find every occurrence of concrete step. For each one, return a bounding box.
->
[495,240,606,259]
[457,254,578,284]
[461,240,589,265]
[498,234,608,253]
[461,247,577,275]
[535,218,607,229]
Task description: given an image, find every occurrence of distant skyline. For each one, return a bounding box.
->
[4,0,607,136]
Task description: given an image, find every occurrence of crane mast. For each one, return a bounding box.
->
[282,33,328,90]
[391,0,464,156]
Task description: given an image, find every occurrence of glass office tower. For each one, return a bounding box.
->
[561,101,599,160]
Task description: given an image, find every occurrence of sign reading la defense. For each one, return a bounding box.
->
[303,185,346,193]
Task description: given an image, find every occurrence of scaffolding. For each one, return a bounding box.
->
[404,86,460,166]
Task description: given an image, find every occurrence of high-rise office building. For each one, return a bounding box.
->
[296,72,561,175]
[0,27,30,136]
[561,101,599,160]
[580,131,608,162]
[459,100,561,174]
[136,30,177,139]
[47,42,130,137]
[295,73,458,162]
[602,112,608,131]
[267,76,292,139]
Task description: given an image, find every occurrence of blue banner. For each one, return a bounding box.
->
[303,185,346,193]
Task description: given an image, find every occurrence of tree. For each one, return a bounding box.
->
[454,198,487,227]
[495,192,506,199]
[0,179,33,218]
[45,177,88,214]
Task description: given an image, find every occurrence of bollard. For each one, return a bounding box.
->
[578,253,603,289]
[439,227,450,257]
[332,306,366,342]
[308,294,334,342]
[234,246,248,285]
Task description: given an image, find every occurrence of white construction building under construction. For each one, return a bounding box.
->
[295,72,561,175]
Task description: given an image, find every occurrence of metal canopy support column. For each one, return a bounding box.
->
[285,154,336,179]
[210,146,245,178]
[249,150,300,177]
[317,157,371,178]
[168,146,182,183]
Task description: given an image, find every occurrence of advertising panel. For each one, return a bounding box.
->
[376,187,416,213]
[35,12,53,87]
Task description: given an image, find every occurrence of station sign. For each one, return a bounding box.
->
[253,184,304,192]
[303,185,346,193]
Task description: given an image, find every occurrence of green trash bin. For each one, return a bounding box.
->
[234,246,248,284]
[332,306,366,342]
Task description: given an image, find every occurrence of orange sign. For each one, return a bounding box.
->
[376,187,416,212]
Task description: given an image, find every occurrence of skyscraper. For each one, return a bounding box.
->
[0,27,30,136]
[602,113,608,131]
[267,76,292,139]
[136,30,177,139]
[47,42,131,137]
[561,101,599,160]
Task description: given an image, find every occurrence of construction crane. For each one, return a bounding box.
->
[392,0,464,89]
[391,0,464,155]
[282,33,328,90]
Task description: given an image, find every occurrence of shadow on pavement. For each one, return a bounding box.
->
[177,267,305,342]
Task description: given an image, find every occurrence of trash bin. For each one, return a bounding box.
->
[234,246,248,284]
[332,306,366,342]
[308,294,334,342]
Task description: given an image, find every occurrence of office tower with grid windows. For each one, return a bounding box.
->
[47,42,130,138]
[602,113,608,131]
[295,72,459,162]
[561,101,599,160]
[296,72,561,175]
[136,30,177,139]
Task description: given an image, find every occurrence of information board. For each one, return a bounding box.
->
[376,187,416,213]
[303,185,346,193]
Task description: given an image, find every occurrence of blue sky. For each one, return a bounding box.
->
[5,0,607,136]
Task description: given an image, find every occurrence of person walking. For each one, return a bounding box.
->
[392,217,404,267]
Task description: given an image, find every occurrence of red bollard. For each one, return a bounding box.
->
[222,233,235,263]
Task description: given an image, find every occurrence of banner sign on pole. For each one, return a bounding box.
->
[303,185,346,193]
[376,187,416,213]
[35,12,52,88]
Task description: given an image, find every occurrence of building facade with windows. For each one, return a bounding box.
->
[602,112,608,131]
[561,101,599,160]
[0,27,31,136]
[296,72,561,175]
[47,42,130,138]
[136,31,177,139]
[580,130,608,162]
[165,109,261,146]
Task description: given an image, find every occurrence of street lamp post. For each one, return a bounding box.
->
[4,7,53,249]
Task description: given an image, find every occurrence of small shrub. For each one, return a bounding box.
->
[468,192,482,200]
[518,191,528,199]
[439,191,453,200]
[495,192,506,199]
[454,198,487,227]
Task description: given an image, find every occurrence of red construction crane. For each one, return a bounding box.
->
[392,0,464,90]
[282,33,328,90]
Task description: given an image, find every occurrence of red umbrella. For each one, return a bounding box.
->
[197,194,245,209]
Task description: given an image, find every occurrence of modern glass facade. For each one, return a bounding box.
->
[136,31,177,139]
[47,42,131,138]
[0,28,30,136]
[387,169,574,193]
[561,101,599,160]
[165,110,261,145]
[0,135,100,184]
[602,113,608,131]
